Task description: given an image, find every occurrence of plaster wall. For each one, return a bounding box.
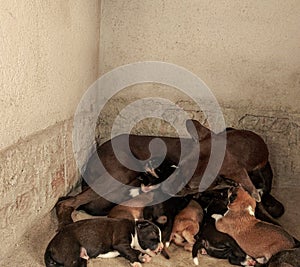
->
[98,0,300,188]
[0,0,100,258]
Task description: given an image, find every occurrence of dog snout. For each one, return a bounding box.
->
[155,242,164,253]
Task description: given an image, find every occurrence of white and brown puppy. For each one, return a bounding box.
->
[44,218,163,267]
[212,186,295,264]
[170,200,203,252]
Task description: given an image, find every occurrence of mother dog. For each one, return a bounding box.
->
[56,120,268,228]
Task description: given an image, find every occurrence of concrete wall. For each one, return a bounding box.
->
[98,0,300,188]
[0,0,100,257]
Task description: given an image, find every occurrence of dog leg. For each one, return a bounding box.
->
[231,168,261,202]
[261,193,285,218]
[182,228,197,250]
[255,201,280,225]
[113,243,143,265]
[240,255,256,266]
[56,187,100,230]
[80,247,89,260]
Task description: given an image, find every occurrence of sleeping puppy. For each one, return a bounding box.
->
[192,189,252,266]
[143,195,193,259]
[267,246,300,267]
[138,156,178,193]
[170,200,203,252]
[44,218,163,267]
[212,186,295,264]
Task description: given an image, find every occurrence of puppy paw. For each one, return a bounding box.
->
[256,257,267,264]
[211,214,223,221]
[200,248,207,255]
[131,262,142,267]
[241,255,256,266]
[138,253,152,263]
[143,254,152,263]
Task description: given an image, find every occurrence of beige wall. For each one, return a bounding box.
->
[98,0,300,188]
[99,0,300,112]
[0,1,100,149]
[0,0,100,258]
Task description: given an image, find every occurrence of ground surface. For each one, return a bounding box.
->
[2,188,299,267]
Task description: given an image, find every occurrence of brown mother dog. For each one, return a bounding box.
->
[56,120,268,229]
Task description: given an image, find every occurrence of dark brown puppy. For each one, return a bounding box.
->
[56,120,268,229]
[267,247,300,267]
[193,187,252,266]
[213,186,295,264]
[170,200,203,252]
[44,218,163,267]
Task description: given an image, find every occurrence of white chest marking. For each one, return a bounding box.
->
[247,205,255,216]
[97,251,120,258]
[211,214,223,221]
[131,230,143,251]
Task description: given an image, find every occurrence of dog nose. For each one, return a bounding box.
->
[156,242,164,252]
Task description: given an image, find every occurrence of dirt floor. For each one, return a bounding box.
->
[2,188,299,267]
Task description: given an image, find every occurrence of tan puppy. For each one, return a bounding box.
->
[212,186,295,264]
[170,200,203,251]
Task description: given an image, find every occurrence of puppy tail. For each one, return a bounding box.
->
[44,248,62,267]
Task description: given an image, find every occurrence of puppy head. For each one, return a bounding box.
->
[135,220,163,253]
[139,157,177,190]
[227,186,256,214]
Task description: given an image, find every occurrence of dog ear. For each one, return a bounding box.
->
[136,220,151,229]
[186,119,211,142]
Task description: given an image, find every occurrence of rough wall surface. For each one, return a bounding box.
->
[0,1,100,149]
[0,1,100,258]
[98,0,300,188]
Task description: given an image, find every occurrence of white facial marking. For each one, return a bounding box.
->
[171,165,178,168]
[97,251,120,258]
[247,205,255,216]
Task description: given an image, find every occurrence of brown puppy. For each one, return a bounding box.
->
[170,200,203,252]
[212,186,295,264]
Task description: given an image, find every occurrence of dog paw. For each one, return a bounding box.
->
[200,248,207,255]
[193,257,199,265]
[143,254,152,263]
[256,257,267,264]
[138,253,152,263]
[241,255,256,266]
[131,262,142,267]
[211,214,223,221]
